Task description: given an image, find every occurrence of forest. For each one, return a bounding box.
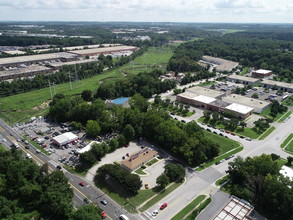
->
[0,149,103,220]
[168,31,293,82]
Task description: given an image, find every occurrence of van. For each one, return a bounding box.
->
[119,214,129,220]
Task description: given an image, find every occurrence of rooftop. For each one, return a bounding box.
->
[253,69,272,74]
[177,91,198,99]
[68,45,138,56]
[3,50,26,55]
[47,58,98,68]
[261,80,293,89]
[223,94,271,109]
[227,75,260,83]
[121,148,157,170]
[202,55,239,72]
[187,86,225,98]
[52,132,78,145]
[225,103,254,114]
[77,141,100,154]
[210,99,230,108]
[0,52,77,65]
[192,95,216,104]
[0,65,51,77]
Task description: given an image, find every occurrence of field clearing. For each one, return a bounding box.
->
[0,47,173,124]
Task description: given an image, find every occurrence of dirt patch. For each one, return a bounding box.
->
[32,100,51,111]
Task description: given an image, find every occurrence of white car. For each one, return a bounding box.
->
[152,210,159,216]
[26,153,32,159]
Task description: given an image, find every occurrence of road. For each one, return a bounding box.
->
[0,119,136,220]
[0,104,291,220]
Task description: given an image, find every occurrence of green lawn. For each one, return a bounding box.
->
[197,81,216,87]
[0,144,7,152]
[275,158,293,169]
[134,167,147,175]
[171,195,206,220]
[239,67,249,76]
[258,126,275,140]
[285,139,293,154]
[146,158,159,166]
[203,131,240,154]
[282,96,293,107]
[278,111,292,123]
[140,182,182,211]
[0,47,173,124]
[260,108,288,122]
[185,198,212,220]
[215,175,230,186]
[281,134,293,149]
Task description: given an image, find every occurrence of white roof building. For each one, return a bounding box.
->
[52,132,78,146]
[225,103,254,115]
[254,69,272,74]
[192,95,216,104]
[77,141,100,154]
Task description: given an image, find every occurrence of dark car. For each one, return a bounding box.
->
[25,145,30,149]
[206,128,211,132]
[56,165,62,170]
[101,200,107,205]
[215,161,221,165]
[239,136,244,139]
[79,182,85,187]
[83,198,89,204]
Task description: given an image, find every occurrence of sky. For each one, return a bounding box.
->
[0,0,292,23]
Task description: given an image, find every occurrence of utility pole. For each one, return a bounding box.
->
[68,72,72,90]
[52,82,56,95]
[48,80,53,99]
[74,64,78,81]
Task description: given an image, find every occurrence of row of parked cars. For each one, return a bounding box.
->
[215,154,235,165]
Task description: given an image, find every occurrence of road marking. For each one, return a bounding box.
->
[0,127,4,132]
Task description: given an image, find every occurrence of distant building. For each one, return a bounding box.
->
[121,148,158,172]
[186,86,226,99]
[261,80,293,93]
[252,69,272,78]
[105,97,130,108]
[201,55,239,72]
[224,103,254,119]
[52,132,78,146]
[227,75,261,85]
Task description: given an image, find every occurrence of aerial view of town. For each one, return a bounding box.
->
[0,1,292,220]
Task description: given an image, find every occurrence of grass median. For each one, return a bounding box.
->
[278,111,292,123]
[281,134,293,149]
[258,126,275,140]
[171,195,206,220]
[185,197,212,220]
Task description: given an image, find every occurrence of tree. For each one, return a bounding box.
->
[156,174,169,188]
[164,163,185,182]
[70,205,102,220]
[287,156,293,165]
[203,111,211,120]
[117,134,126,146]
[123,124,135,143]
[129,94,149,112]
[270,153,280,161]
[81,90,93,101]
[85,120,101,138]
[251,93,259,99]
[124,174,142,194]
[71,121,82,131]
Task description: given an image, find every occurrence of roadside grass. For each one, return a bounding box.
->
[197,81,216,87]
[134,167,147,175]
[140,182,182,211]
[203,131,240,154]
[146,158,159,166]
[281,134,293,149]
[239,67,249,76]
[282,96,293,107]
[199,117,264,139]
[215,175,230,186]
[275,158,293,169]
[260,107,288,122]
[0,47,173,124]
[185,198,212,220]
[195,146,243,171]
[22,135,49,156]
[278,111,292,123]
[171,195,206,220]
[285,139,293,154]
[0,144,7,151]
[63,163,93,176]
[258,126,275,140]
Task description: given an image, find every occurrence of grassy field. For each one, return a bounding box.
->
[258,126,275,140]
[134,167,147,175]
[185,198,212,220]
[0,47,173,124]
[197,80,216,87]
[278,111,292,123]
[239,67,249,76]
[260,107,288,122]
[146,158,159,166]
[203,131,240,154]
[171,195,206,220]
[0,144,7,152]
[281,134,293,149]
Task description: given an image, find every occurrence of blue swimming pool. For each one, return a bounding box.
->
[113,97,129,105]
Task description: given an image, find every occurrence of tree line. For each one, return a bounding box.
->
[0,149,103,220]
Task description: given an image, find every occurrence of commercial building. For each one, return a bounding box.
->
[52,132,78,146]
[224,103,254,119]
[227,75,261,85]
[252,69,272,78]
[201,56,239,72]
[186,86,226,99]
[0,52,78,70]
[121,147,158,172]
[68,45,138,57]
[223,94,270,113]
[0,65,53,81]
[77,141,100,154]
[47,58,98,70]
[261,80,293,93]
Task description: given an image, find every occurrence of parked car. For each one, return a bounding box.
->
[79,182,85,187]
[246,137,251,141]
[239,136,244,139]
[160,203,168,210]
[152,210,159,216]
[83,198,89,204]
[41,144,47,148]
[101,211,107,219]
[101,200,107,205]
[145,183,149,189]
[215,161,221,165]
[56,165,62,170]
[26,153,32,159]
[25,145,30,149]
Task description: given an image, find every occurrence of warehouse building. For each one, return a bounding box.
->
[261,80,293,93]
[252,69,272,78]
[68,45,138,57]
[224,103,254,119]
[121,147,158,172]
[47,58,98,70]
[223,94,270,113]
[0,52,78,70]
[186,86,226,99]
[52,132,78,146]
[0,65,53,81]
[201,55,239,72]
[227,75,261,85]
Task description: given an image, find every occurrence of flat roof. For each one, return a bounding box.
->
[77,141,100,154]
[192,95,216,104]
[177,91,198,99]
[52,132,78,145]
[202,55,239,72]
[223,94,271,109]
[47,59,98,67]
[225,103,254,114]
[0,65,51,76]
[214,196,254,220]
[280,165,293,181]
[254,69,272,74]
[210,99,230,108]
[0,52,77,65]
[68,45,138,55]
[121,148,157,170]
[187,86,225,98]
[261,80,293,89]
[4,50,26,55]
[227,75,260,83]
